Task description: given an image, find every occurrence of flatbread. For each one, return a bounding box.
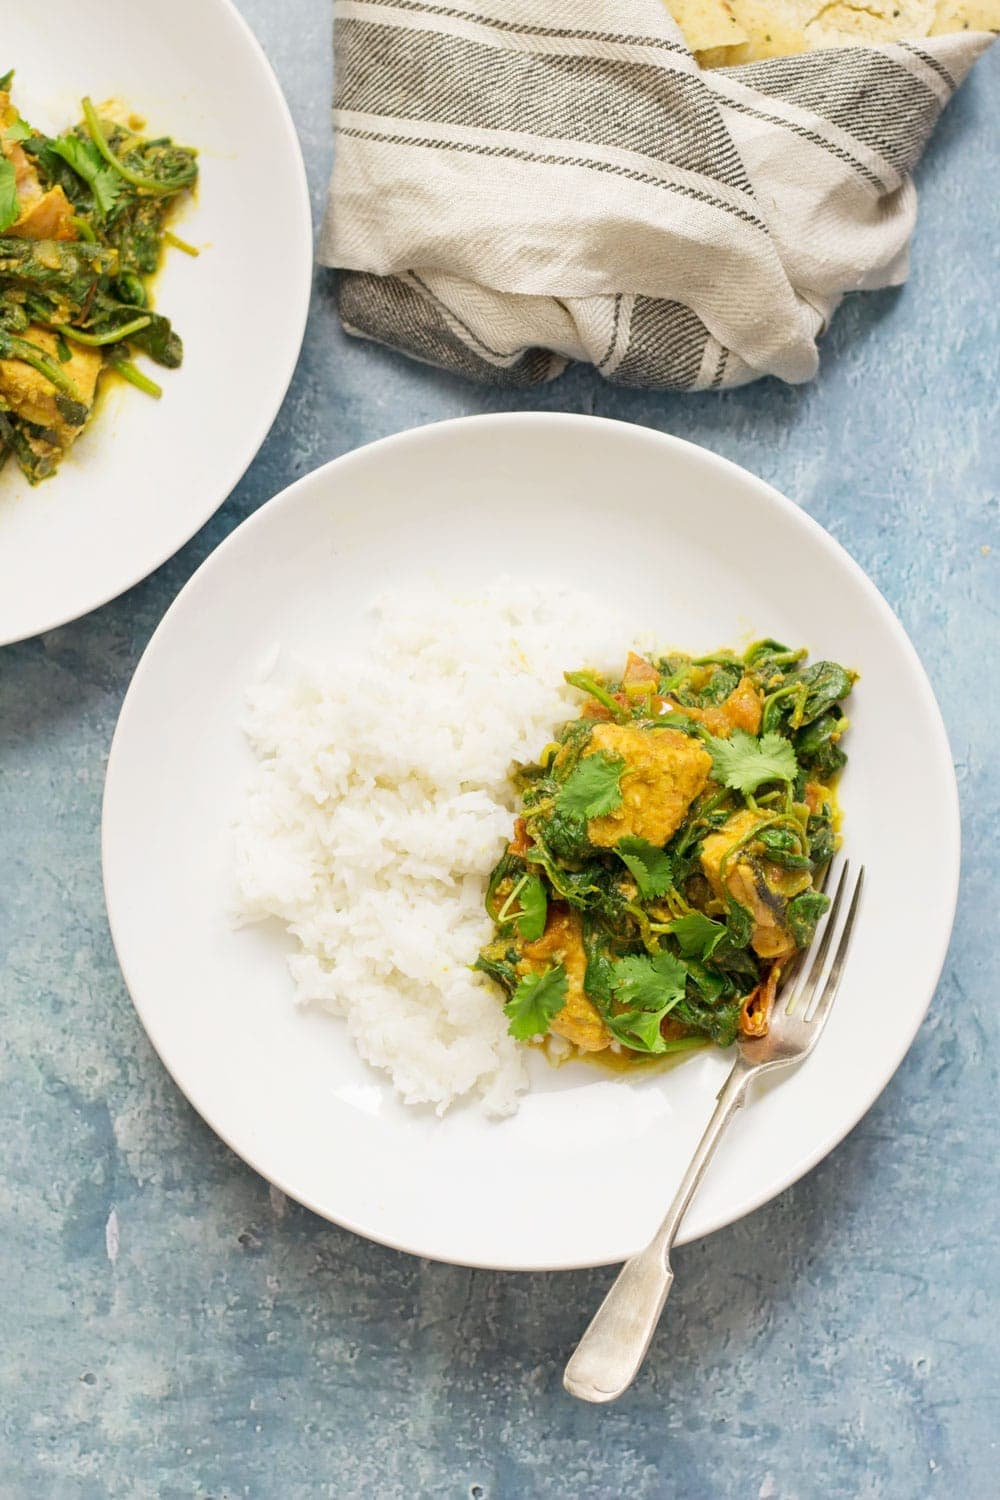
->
[667,0,749,50]
[805,0,936,47]
[695,0,809,63]
[666,0,998,62]
[929,0,1000,30]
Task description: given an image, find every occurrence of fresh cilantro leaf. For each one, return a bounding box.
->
[0,158,17,233]
[608,1009,709,1056]
[5,115,30,143]
[606,951,693,1054]
[612,951,688,1012]
[515,874,547,942]
[494,871,548,939]
[615,836,673,898]
[49,135,121,217]
[670,910,726,960]
[556,751,624,820]
[708,729,798,796]
[504,964,567,1040]
[609,1007,673,1054]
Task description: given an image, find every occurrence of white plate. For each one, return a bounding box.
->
[102,415,959,1270]
[0,0,311,644]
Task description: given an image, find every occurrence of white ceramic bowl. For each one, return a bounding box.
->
[0,0,312,643]
[102,414,959,1270]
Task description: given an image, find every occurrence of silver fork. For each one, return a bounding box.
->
[563,861,865,1404]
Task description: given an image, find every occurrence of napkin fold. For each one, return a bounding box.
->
[319,0,992,389]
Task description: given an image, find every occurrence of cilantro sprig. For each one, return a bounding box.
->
[493,871,548,941]
[515,874,547,941]
[603,951,689,1054]
[610,1008,677,1053]
[47,134,121,218]
[708,729,798,796]
[669,911,726,960]
[613,951,688,1011]
[556,751,624,820]
[615,836,673,898]
[504,964,568,1040]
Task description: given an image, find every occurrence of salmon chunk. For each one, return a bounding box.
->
[700,809,812,959]
[519,906,609,1052]
[1,98,77,240]
[585,722,712,849]
[0,326,102,441]
[11,185,77,240]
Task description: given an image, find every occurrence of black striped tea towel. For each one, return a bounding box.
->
[318,0,993,390]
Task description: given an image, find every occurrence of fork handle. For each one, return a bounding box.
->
[563,1054,755,1403]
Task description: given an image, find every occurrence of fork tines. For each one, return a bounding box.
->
[782,861,865,1029]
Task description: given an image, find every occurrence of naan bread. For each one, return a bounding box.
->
[929,0,1000,29]
[694,0,809,64]
[667,0,748,49]
[663,0,999,63]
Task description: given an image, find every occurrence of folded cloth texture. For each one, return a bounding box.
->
[319,0,993,390]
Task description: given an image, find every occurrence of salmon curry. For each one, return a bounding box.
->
[477,639,856,1061]
[0,72,197,484]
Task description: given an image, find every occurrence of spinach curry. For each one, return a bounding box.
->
[0,72,197,483]
[477,640,855,1060]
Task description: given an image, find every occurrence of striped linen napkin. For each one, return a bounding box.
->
[318,0,993,390]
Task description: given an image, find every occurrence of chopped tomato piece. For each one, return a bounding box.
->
[509,817,531,858]
[622,652,659,689]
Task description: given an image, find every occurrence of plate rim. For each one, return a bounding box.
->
[0,0,313,646]
[102,412,961,1269]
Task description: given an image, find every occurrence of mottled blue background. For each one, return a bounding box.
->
[1,5,997,1497]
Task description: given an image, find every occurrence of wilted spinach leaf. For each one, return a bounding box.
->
[787,890,831,948]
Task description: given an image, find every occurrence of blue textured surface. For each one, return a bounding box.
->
[1,5,998,1496]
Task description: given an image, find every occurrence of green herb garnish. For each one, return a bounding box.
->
[47,134,122,218]
[669,911,726,960]
[612,951,688,1012]
[708,729,798,795]
[615,836,673,898]
[504,965,568,1040]
[556,751,625,820]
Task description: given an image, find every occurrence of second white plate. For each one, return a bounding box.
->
[102,415,959,1269]
[0,0,312,643]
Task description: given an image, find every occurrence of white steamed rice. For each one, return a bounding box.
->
[232,582,633,1116]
